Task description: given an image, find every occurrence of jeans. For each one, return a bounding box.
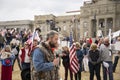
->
[22,62,30,70]
[74,71,81,80]
[88,62,101,80]
[74,61,82,80]
[113,56,119,72]
[62,62,73,80]
[102,61,114,80]
[0,43,4,49]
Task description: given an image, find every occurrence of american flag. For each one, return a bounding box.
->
[26,31,40,45]
[26,30,40,56]
[69,43,79,73]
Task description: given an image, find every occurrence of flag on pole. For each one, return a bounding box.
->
[69,32,73,47]
[33,31,40,42]
[69,43,79,73]
[27,30,40,56]
[26,31,40,45]
[26,35,33,45]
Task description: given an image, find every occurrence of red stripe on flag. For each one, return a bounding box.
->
[69,44,79,73]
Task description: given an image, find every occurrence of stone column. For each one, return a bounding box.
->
[96,19,99,31]
[89,19,92,38]
[80,19,84,38]
[113,17,116,32]
[89,20,91,37]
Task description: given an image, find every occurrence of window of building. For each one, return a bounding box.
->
[107,18,113,28]
[99,19,105,28]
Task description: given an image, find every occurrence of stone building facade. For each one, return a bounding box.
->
[34,14,80,41]
[0,20,34,30]
[34,0,120,40]
[80,0,120,38]
[0,0,120,41]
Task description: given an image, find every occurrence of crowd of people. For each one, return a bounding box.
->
[0,28,119,80]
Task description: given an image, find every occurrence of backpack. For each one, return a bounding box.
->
[89,50,100,63]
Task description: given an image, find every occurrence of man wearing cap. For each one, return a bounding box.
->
[32,30,60,80]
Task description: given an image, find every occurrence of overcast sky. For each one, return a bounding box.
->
[0,0,91,21]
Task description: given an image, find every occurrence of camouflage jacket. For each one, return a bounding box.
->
[30,43,59,80]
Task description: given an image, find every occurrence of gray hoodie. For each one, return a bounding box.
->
[100,44,114,61]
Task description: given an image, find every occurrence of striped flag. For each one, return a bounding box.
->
[69,43,79,73]
[26,35,33,45]
[26,30,40,49]
[26,31,40,45]
[26,30,40,56]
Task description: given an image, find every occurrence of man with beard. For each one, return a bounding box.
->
[32,30,60,80]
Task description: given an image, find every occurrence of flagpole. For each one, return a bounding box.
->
[69,25,73,47]
[109,29,112,49]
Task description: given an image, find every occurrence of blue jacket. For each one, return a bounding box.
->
[76,49,83,63]
[76,49,83,71]
[33,48,54,72]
